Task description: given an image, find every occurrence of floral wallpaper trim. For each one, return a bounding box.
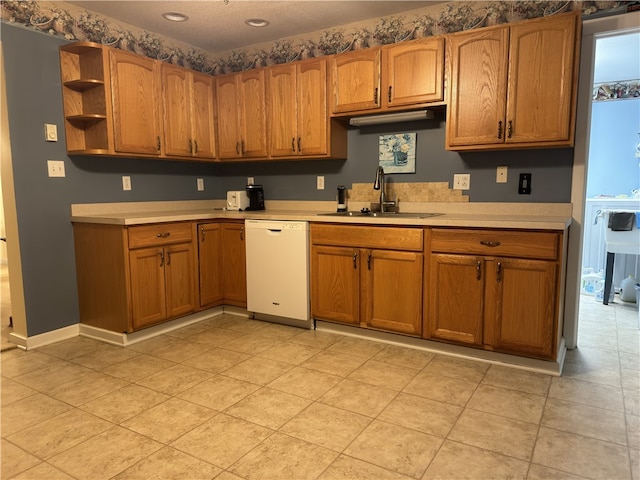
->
[1,0,633,76]
[593,80,640,101]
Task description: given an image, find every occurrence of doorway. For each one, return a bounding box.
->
[566,11,640,349]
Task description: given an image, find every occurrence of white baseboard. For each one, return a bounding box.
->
[10,324,80,350]
[316,321,565,376]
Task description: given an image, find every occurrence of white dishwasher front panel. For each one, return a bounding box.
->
[245,220,310,324]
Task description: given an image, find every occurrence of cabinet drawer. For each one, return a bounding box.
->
[311,223,423,251]
[128,222,193,248]
[430,228,559,260]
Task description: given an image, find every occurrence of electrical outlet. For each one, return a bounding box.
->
[317,175,325,190]
[44,124,57,142]
[47,160,65,177]
[122,176,131,191]
[453,173,470,190]
[197,178,204,191]
[496,166,508,183]
[247,177,255,186]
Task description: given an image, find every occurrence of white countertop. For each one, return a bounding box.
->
[71,200,572,231]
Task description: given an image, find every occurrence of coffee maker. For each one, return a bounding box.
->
[245,184,265,210]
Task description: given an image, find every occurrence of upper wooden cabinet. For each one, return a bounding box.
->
[162,64,216,159]
[268,58,347,159]
[330,37,445,116]
[110,48,162,155]
[382,37,445,108]
[216,70,268,160]
[446,12,580,151]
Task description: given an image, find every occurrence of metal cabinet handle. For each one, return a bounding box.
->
[159,251,164,267]
[241,140,246,154]
[507,120,513,138]
[496,261,502,282]
[156,232,171,238]
[189,139,193,154]
[240,226,244,241]
[476,260,482,280]
[374,87,378,103]
[480,240,501,247]
[166,251,171,266]
[388,85,392,102]
[156,136,161,151]
[497,121,503,140]
[291,137,296,153]
[235,142,240,155]
[297,137,301,153]
[193,139,198,154]
[353,252,357,269]
[200,226,205,241]
[367,253,372,270]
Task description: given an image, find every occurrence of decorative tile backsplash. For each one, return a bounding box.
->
[0,1,632,75]
[348,182,469,204]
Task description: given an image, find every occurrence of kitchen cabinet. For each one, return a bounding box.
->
[267,59,347,159]
[427,228,562,359]
[72,221,197,333]
[311,224,423,336]
[330,37,445,116]
[216,70,268,159]
[162,64,216,159]
[110,48,163,155]
[59,42,113,154]
[446,12,580,151]
[197,221,246,308]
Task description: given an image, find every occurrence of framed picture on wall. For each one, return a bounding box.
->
[378,133,416,173]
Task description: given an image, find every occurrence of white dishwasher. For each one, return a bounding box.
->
[245,220,311,328]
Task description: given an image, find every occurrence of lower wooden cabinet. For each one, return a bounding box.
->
[426,228,562,359]
[73,221,197,333]
[311,223,423,336]
[197,220,246,309]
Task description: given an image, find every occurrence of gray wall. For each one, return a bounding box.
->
[2,23,573,336]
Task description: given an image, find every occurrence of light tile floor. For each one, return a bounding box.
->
[1,296,638,480]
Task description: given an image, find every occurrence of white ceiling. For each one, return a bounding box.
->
[67,1,439,53]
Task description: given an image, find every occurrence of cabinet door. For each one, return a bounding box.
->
[506,14,577,144]
[162,64,192,157]
[330,49,381,114]
[485,258,557,359]
[427,254,484,345]
[164,243,196,319]
[198,223,223,307]
[222,223,247,306]
[130,247,166,329]
[446,27,509,148]
[190,72,216,159]
[268,64,297,157]
[365,249,423,336]
[297,58,328,156]
[110,49,162,155]
[215,74,242,159]
[238,69,268,158]
[383,37,444,107]
[311,245,360,325]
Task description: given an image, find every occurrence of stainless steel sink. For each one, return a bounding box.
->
[317,211,443,219]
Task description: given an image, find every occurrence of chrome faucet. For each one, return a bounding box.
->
[373,166,386,211]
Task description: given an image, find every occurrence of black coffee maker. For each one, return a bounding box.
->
[245,184,265,210]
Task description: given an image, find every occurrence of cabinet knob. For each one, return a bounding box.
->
[156,232,171,238]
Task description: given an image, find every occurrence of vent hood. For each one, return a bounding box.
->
[348,109,435,126]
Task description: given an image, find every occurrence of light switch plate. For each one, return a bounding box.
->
[47,160,65,177]
[317,176,325,190]
[122,176,131,191]
[44,124,57,142]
